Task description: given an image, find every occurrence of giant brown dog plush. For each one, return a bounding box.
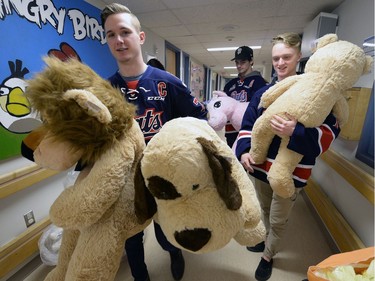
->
[134,117,265,253]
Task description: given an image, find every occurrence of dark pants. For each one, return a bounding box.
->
[125,222,179,281]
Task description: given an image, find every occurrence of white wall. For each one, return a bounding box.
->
[0,156,68,246]
[142,26,166,66]
[334,0,374,88]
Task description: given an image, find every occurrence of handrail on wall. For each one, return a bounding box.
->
[321,149,374,205]
[0,165,59,199]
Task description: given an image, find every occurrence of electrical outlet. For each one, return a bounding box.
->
[23,210,35,227]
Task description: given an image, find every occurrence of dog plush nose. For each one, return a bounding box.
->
[174,228,211,252]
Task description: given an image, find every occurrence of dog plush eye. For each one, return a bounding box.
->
[192,184,199,190]
[213,101,221,108]
[148,176,181,200]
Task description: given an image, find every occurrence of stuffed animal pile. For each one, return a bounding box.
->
[22,56,150,281]
[134,117,265,253]
[250,33,373,198]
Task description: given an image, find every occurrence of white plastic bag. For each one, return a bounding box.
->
[38,224,63,266]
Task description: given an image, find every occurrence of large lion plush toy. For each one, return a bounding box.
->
[22,56,150,281]
[134,117,265,253]
[250,34,373,198]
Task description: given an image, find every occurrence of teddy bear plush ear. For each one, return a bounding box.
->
[63,89,112,124]
[314,33,338,52]
[196,137,242,210]
[134,156,157,224]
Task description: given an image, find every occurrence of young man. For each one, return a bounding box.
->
[101,4,207,281]
[236,33,341,281]
[223,46,266,147]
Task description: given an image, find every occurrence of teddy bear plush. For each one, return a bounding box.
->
[250,33,373,198]
[134,117,265,253]
[22,56,150,281]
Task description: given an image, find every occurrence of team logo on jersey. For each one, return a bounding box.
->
[230,90,247,102]
[120,87,139,101]
[243,79,255,89]
[135,108,163,140]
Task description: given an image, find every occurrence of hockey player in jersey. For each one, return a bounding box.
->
[101,4,207,281]
[223,46,267,147]
[235,33,340,281]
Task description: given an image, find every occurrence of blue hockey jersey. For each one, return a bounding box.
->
[109,66,207,143]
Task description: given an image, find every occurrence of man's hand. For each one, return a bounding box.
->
[270,113,297,137]
[240,152,255,173]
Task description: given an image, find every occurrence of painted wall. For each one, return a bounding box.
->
[0,0,116,246]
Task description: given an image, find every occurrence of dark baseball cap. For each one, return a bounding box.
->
[231,46,253,61]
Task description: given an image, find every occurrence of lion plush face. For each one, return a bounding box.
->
[25,56,136,166]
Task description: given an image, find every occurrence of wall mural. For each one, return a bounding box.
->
[0,0,117,160]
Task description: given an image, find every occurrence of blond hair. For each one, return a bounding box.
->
[272,32,302,51]
[100,3,141,32]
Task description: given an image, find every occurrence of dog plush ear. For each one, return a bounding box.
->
[197,137,242,210]
[134,155,157,223]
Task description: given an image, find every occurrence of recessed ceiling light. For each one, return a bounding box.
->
[207,46,261,51]
[217,24,239,32]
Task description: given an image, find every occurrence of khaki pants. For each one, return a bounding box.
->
[254,178,301,259]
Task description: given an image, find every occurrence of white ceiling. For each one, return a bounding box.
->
[87,0,344,78]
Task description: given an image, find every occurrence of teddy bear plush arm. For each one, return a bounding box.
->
[49,137,138,229]
[259,75,301,108]
[331,96,349,126]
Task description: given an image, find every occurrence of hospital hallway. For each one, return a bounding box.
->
[11,192,337,281]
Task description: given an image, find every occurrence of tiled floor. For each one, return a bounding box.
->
[17,192,336,281]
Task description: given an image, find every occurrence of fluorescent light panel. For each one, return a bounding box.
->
[363,42,375,47]
[207,46,261,51]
